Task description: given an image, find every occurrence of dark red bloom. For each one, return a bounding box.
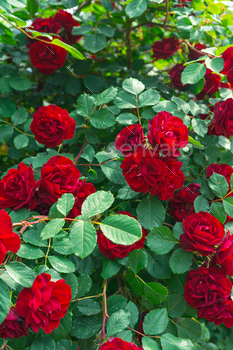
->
[0,163,36,211]
[55,9,82,45]
[196,69,221,100]
[147,111,189,157]
[115,124,144,155]
[99,338,141,350]
[120,148,167,195]
[206,163,233,185]
[212,98,233,138]
[0,210,21,264]
[97,211,148,260]
[169,63,186,89]
[29,40,67,75]
[152,37,180,60]
[212,231,233,276]
[188,43,206,61]
[36,156,80,205]
[198,299,233,328]
[169,183,201,222]
[154,157,185,201]
[184,267,232,309]
[180,212,225,256]
[16,273,72,333]
[0,307,28,339]
[27,17,61,37]
[222,47,233,85]
[67,180,96,219]
[30,105,76,148]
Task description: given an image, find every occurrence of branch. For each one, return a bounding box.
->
[75,0,92,13]
[73,141,88,164]
[182,39,214,58]
[101,280,109,340]
[164,0,169,27]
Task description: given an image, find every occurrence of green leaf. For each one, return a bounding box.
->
[181,63,206,85]
[176,318,202,342]
[0,280,11,323]
[76,94,95,117]
[166,273,187,294]
[62,273,78,301]
[189,78,205,95]
[223,197,233,217]
[161,333,194,350]
[80,144,95,163]
[125,0,147,18]
[101,258,121,279]
[0,98,15,118]
[72,24,93,35]
[14,134,29,149]
[31,335,55,350]
[7,0,27,8]
[114,91,137,108]
[142,337,160,350]
[10,78,31,91]
[137,196,165,230]
[50,312,72,342]
[117,185,138,199]
[107,295,127,315]
[122,77,145,95]
[144,282,168,304]
[146,251,171,279]
[100,214,142,245]
[41,219,65,240]
[72,316,102,339]
[17,244,44,259]
[101,160,126,184]
[216,44,233,56]
[65,77,81,94]
[209,57,224,73]
[170,249,193,274]
[191,119,208,137]
[23,229,47,247]
[11,107,28,126]
[163,294,187,318]
[78,299,101,316]
[77,274,92,297]
[70,220,96,258]
[125,301,139,328]
[188,136,203,148]
[95,86,118,105]
[5,262,35,287]
[177,17,193,31]
[147,226,177,255]
[56,193,75,216]
[208,173,229,198]
[0,124,14,143]
[83,34,106,53]
[173,222,184,240]
[116,113,138,125]
[9,208,30,222]
[128,249,147,273]
[90,109,115,129]
[143,309,168,335]
[48,256,75,273]
[51,38,85,60]
[107,310,130,336]
[82,190,114,218]
[27,0,38,16]
[194,195,209,213]
[210,202,226,224]
[138,89,160,107]
[97,25,115,37]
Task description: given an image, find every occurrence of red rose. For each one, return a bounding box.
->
[99,337,141,350]
[169,183,201,222]
[147,111,189,157]
[0,162,36,210]
[206,163,233,185]
[55,9,82,45]
[184,267,231,309]
[198,299,233,328]
[154,157,185,200]
[120,148,168,195]
[97,211,148,260]
[169,63,186,89]
[67,180,96,219]
[34,193,51,216]
[212,98,233,138]
[0,210,21,264]
[30,105,76,148]
[222,47,233,85]
[211,231,233,276]
[29,40,67,75]
[0,307,28,339]
[29,17,61,34]
[16,273,72,333]
[115,124,144,155]
[180,212,225,256]
[36,155,81,205]
[188,43,206,61]
[152,37,180,60]
[196,69,221,100]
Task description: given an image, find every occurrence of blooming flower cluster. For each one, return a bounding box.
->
[116,111,188,200]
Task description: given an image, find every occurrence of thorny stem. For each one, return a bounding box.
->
[2,120,35,138]
[45,238,51,266]
[164,0,169,27]
[117,275,125,297]
[102,280,109,340]
[72,294,103,303]
[136,95,141,125]
[182,39,215,58]
[73,141,88,164]
[127,327,161,339]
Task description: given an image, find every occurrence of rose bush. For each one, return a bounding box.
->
[0,0,233,349]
